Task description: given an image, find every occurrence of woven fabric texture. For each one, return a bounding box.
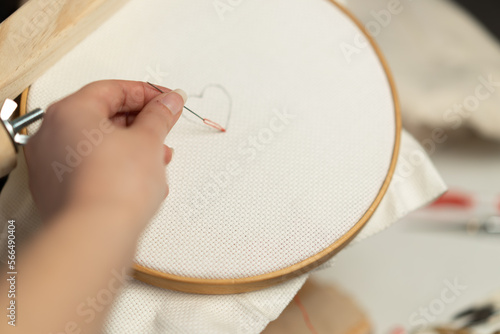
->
[0,0,447,332]
[25,0,395,280]
[0,131,446,333]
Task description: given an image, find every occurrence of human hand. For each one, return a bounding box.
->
[25,80,186,227]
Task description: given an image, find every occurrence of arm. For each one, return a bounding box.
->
[1,80,186,333]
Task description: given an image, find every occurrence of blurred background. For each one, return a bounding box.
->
[1,0,499,333]
[318,0,500,333]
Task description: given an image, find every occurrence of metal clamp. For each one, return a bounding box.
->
[1,99,45,147]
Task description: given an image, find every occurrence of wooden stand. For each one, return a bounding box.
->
[0,0,129,102]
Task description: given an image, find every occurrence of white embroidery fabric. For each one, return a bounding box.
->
[0,0,447,332]
[24,0,395,280]
[0,131,445,333]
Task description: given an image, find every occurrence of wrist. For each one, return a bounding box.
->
[60,200,148,236]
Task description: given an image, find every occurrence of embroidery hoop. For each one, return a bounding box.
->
[20,0,401,294]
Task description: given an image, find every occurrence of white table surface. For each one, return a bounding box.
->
[313,135,500,332]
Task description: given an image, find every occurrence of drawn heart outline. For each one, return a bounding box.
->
[182,84,232,132]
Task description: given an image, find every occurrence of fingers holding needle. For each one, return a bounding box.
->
[147,82,226,132]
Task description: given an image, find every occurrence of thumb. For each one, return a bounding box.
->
[133,89,187,141]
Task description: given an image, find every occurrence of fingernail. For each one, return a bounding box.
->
[170,147,175,159]
[174,89,188,104]
[161,89,187,115]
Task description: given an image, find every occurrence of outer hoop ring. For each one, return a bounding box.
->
[21,0,401,294]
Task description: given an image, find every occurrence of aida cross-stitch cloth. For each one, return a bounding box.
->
[0,0,446,332]
[25,0,396,280]
[0,131,445,333]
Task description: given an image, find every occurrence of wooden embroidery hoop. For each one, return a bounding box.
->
[19,0,401,294]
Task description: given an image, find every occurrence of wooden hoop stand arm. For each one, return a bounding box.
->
[0,0,129,102]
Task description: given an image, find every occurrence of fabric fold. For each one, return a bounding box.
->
[0,130,446,333]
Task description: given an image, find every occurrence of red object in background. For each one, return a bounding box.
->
[429,190,500,215]
[430,190,475,209]
[388,326,406,334]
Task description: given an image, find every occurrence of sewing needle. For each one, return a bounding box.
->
[147,82,226,132]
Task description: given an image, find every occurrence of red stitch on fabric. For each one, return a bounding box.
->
[293,295,318,334]
[203,118,226,132]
